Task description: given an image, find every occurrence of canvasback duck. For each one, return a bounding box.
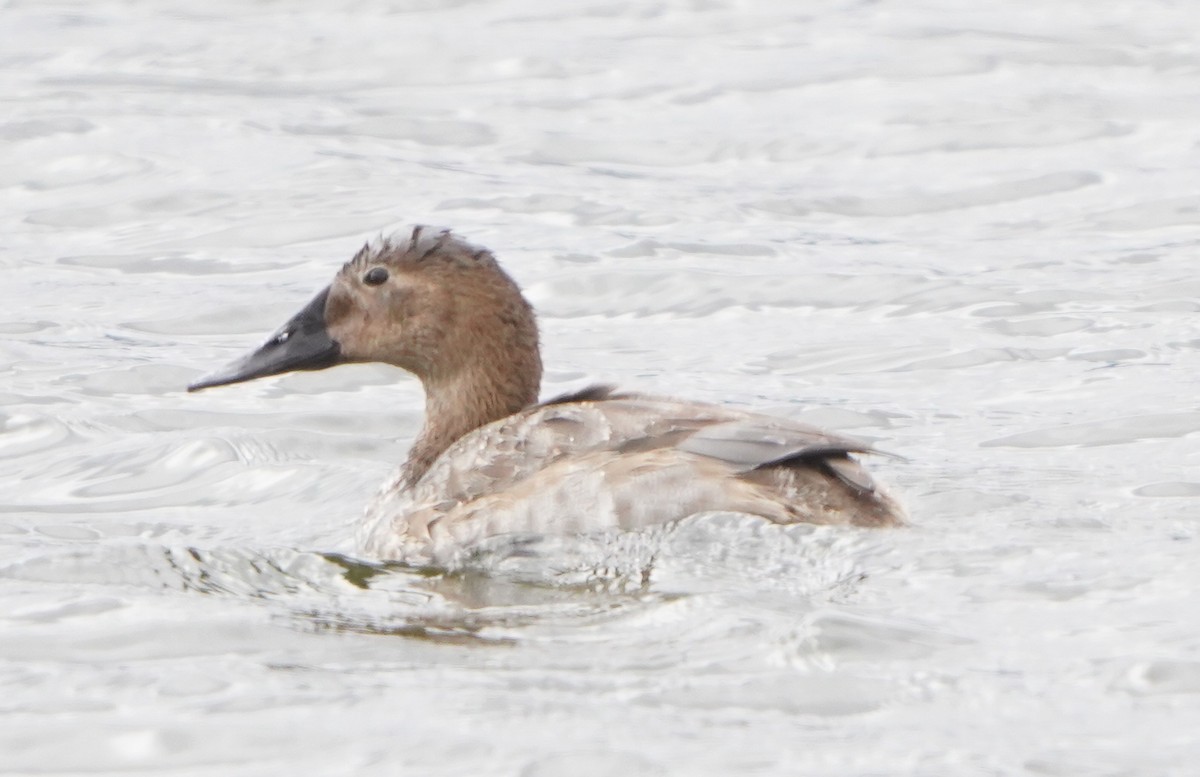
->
[189,227,904,564]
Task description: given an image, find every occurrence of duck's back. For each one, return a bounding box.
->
[358,387,903,563]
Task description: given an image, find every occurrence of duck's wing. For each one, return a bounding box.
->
[676,418,876,470]
[405,390,887,506]
[672,416,900,495]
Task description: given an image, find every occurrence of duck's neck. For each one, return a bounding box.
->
[402,358,541,487]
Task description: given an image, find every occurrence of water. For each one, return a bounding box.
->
[3,0,1200,774]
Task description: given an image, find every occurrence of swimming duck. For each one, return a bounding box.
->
[189,227,904,564]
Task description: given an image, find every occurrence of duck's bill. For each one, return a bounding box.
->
[187,287,342,392]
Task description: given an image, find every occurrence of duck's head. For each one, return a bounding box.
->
[188,226,542,401]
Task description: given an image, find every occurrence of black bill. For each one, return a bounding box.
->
[187,287,341,392]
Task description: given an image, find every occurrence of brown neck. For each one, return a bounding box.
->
[401,355,541,487]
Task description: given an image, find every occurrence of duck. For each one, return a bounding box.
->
[188,226,904,565]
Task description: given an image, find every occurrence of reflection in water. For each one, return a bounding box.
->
[1,514,873,649]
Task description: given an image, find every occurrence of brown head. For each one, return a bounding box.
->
[189,226,543,482]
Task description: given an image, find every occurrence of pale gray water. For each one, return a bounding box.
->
[3,1,1200,774]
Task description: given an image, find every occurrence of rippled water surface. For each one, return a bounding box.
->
[4,1,1200,774]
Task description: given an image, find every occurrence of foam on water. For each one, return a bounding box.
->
[3,0,1200,774]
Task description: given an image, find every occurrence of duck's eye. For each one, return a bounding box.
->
[363,267,389,286]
